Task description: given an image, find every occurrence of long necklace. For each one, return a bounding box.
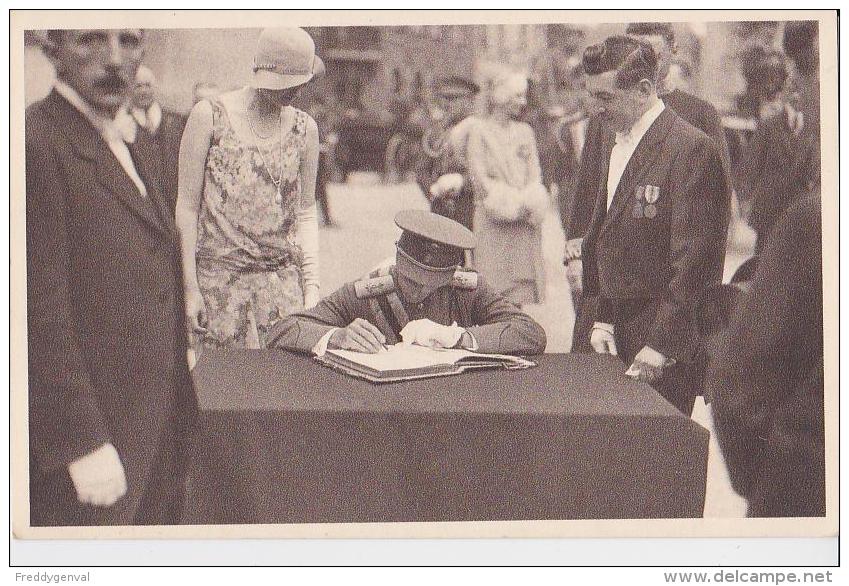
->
[246,94,285,203]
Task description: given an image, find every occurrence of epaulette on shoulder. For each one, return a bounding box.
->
[452,269,478,290]
[354,274,396,299]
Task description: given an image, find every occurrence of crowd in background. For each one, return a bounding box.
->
[24,20,825,526]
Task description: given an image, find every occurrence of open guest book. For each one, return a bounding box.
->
[315,343,536,383]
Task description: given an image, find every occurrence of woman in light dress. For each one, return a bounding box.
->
[466,70,549,306]
[176,28,322,353]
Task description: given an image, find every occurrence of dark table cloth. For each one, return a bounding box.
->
[182,350,709,523]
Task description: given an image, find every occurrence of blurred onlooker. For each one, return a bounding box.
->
[553,78,594,308]
[307,100,338,226]
[566,21,731,354]
[736,21,820,253]
[665,59,693,96]
[466,70,548,306]
[299,57,337,227]
[522,81,564,191]
[129,65,187,214]
[192,81,221,105]
[707,194,823,517]
[736,47,789,120]
[522,80,581,232]
[416,76,480,230]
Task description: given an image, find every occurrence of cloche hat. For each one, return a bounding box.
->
[252,27,318,90]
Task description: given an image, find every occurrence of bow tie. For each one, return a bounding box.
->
[102,109,138,144]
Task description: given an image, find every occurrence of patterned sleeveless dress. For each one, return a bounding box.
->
[194,99,308,350]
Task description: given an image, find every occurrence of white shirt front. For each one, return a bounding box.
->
[54,81,148,198]
[605,98,665,209]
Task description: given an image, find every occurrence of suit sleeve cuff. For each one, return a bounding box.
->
[593,322,615,335]
[460,330,479,351]
[312,328,338,356]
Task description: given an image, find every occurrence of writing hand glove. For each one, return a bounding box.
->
[400,319,465,349]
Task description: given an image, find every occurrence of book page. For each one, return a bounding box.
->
[326,344,477,373]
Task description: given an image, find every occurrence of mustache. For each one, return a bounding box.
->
[93,75,127,92]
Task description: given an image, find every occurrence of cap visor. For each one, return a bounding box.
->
[252,69,314,90]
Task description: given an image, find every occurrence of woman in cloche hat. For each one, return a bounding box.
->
[176,28,325,354]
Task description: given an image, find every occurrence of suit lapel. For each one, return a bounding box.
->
[47,91,166,234]
[602,108,676,232]
[130,129,177,234]
[585,128,616,240]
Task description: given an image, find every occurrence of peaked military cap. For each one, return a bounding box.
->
[433,76,480,99]
[395,210,476,268]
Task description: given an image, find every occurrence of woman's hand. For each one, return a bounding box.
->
[185,288,209,336]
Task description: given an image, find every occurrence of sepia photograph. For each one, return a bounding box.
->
[8,8,838,555]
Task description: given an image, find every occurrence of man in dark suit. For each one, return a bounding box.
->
[566,22,731,354]
[707,194,823,517]
[129,65,186,215]
[26,29,197,526]
[579,36,729,415]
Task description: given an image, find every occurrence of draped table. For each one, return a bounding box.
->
[182,349,708,523]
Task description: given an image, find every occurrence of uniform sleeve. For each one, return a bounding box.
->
[267,283,360,353]
[464,279,547,355]
[26,122,110,475]
[646,140,730,362]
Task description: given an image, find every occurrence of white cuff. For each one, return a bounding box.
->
[312,328,338,357]
[296,203,321,293]
[592,322,615,335]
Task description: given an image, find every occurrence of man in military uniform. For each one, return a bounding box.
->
[268,210,546,355]
[415,76,480,230]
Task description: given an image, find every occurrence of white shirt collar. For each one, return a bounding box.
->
[615,97,665,145]
[132,102,163,134]
[54,81,135,143]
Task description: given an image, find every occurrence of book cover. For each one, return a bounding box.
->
[316,343,535,383]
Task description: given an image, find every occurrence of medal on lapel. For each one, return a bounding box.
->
[633,185,660,219]
[644,185,659,218]
[633,185,645,218]
[645,185,660,204]
[632,203,644,218]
